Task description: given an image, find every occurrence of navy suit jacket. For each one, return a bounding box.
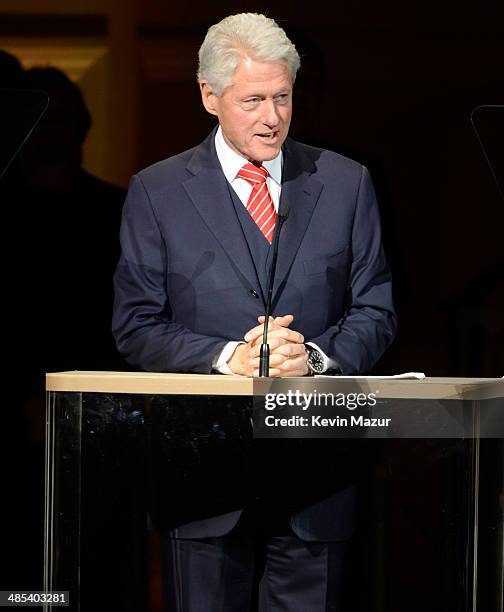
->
[113,129,397,540]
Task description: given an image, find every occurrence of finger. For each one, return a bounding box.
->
[249,336,292,357]
[250,351,307,377]
[270,343,307,358]
[258,314,294,327]
[245,318,283,342]
[263,327,304,344]
[257,315,274,324]
[249,328,304,351]
[250,340,305,360]
[244,317,296,344]
[277,353,309,375]
[267,353,290,367]
[249,348,308,373]
[244,322,268,343]
[249,352,286,369]
[274,314,294,327]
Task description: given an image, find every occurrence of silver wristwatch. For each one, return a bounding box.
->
[305,344,325,375]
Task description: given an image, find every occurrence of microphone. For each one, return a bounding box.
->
[259,202,290,377]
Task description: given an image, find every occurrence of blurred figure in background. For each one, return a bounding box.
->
[1,56,126,589]
[12,66,126,375]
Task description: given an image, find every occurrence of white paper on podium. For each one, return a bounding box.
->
[315,372,426,380]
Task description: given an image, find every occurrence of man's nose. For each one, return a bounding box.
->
[261,98,280,127]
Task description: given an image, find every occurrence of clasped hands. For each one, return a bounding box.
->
[227,314,309,377]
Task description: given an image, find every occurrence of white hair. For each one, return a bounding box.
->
[197,13,300,95]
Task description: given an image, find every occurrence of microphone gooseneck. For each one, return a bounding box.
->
[259,204,289,377]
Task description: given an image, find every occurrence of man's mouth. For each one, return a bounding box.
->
[256,131,279,140]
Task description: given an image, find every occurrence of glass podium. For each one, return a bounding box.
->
[44,373,504,611]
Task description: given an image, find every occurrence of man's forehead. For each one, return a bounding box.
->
[227,58,292,91]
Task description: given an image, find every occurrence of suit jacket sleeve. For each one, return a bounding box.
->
[112,174,228,373]
[309,166,397,373]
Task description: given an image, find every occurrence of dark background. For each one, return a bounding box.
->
[1,0,503,608]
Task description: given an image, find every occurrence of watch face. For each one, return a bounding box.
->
[307,348,324,373]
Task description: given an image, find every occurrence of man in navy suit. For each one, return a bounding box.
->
[113,12,396,611]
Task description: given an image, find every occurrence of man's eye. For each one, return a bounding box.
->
[274,94,289,104]
[240,98,261,111]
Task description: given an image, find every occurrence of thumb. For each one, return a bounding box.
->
[273,314,294,326]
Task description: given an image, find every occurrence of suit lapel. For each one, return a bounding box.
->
[273,138,324,302]
[183,130,261,296]
[182,132,323,308]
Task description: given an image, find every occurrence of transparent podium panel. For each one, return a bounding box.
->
[45,373,504,612]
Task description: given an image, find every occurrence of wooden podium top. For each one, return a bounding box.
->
[45,371,503,399]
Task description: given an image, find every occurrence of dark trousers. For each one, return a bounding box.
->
[160,508,346,611]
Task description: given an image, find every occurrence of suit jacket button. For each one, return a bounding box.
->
[250,289,259,299]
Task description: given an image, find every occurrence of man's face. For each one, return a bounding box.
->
[200,57,293,162]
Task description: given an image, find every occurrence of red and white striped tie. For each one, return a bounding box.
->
[237,163,277,244]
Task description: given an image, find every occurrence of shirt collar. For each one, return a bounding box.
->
[215,125,283,185]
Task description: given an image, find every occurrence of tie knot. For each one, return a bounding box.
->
[237,163,268,185]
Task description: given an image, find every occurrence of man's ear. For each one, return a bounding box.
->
[200,82,219,117]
